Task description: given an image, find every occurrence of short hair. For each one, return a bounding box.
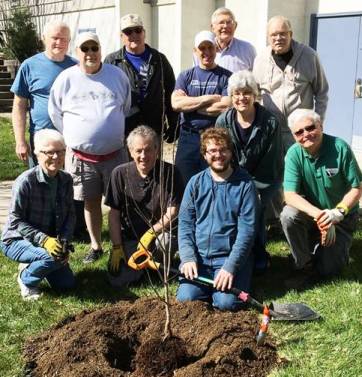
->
[200,128,233,155]
[127,125,160,151]
[267,15,292,33]
[227,70,259,97]
[33,129,66,155]
[211,7,236,24]
[288,109,321,129]
[42,20,70,39]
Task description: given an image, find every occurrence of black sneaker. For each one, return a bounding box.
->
[83,248,103,264]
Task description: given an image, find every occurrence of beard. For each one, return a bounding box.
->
[210,162,230,173]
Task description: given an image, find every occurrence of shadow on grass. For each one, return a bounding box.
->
[44,267,139,304]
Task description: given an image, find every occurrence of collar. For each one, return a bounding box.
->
[216,37,234,52]
[301,135,325,160]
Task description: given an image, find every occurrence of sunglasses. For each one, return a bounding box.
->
[123,27,143,36]
[293,124,317,137]
[80,45,99,53]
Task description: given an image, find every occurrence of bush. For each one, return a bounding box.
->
[0,7,42,62]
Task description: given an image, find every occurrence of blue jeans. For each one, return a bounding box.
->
[175,127,208,185]
[253,182,281,271]
[176,254,253,311]
[1,240,75,289]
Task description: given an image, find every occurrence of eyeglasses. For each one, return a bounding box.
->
[40,149,66,158]
[232,91,253,98]
[123,27,143,36]
[293,124,317,137]
[205,148,229,156]
[216,19,235,27]
[80,45,99,53]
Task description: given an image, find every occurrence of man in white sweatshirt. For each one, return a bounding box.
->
[49,32,131,263]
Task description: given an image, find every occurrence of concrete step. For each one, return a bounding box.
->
[0,72,11,78]
[0,78,13,85]
[0,66,8,72]
[0,84,11,91]
[0,91,14,99]
[0,98,13,107]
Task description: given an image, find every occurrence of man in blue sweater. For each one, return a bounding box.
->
[177,128,258,310]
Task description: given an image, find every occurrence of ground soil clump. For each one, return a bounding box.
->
[23,297,279,377]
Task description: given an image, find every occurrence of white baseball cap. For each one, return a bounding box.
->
[120,14,143,31]
[194,30,216,48]
[76,32,100,47]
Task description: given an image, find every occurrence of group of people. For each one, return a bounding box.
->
[1,8,361,310]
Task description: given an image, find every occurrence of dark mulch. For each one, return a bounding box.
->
[23,298,281,377]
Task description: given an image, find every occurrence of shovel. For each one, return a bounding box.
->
[128,248,321,322]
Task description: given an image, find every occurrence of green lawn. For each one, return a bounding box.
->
[0,116,361,376]
[0,117,28,180]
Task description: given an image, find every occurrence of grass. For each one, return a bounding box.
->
[0,116,361,376]
[0,117,28,180]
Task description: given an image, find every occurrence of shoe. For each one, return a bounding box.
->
[284,264,319,290]
[83,248,103,264]
[17,268,41,301]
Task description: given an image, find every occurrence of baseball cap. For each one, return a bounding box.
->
[120,14,143,31]
[76,32,100,47]
[194,30,215,48]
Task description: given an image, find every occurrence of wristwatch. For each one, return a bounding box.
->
[336,207,346,216]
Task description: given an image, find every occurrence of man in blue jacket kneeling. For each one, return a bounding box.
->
[177,128,258,310]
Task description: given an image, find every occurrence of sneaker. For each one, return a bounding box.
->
[17,269,41,301]
[83,248,103,264]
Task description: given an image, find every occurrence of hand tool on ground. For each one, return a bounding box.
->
[128,248,321,322]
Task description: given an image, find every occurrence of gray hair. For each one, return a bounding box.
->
[211,7,236,24]
[227,70,259,97]
[43,20,70,39]
[288,109,321,129]
[267,15,292,33]
[33,129,66,155]
[127,125,159,151]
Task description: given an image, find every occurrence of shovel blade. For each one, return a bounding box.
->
[269,302,321,321]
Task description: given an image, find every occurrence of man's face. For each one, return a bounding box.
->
[291,117,323,154]
[211,13,236,44]
[121,27,145,53]
[77,41,101,73]
[204,140,232,173]
[37,140,66,177]
[44,26,70,59]
[129,135,158,176]
[194,41,216,69]
[268,19,292,54]
[231,88,255,114]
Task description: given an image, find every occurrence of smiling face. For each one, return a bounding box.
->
[291,117,323,155]
[268,18,293,55]
[121,27,146,54]
[44,26,70,61]
[77,41,101,74]
[37,140,66,177]
[194,41,217,69]
[129,135,159,177]
[211,13,237,45]
[203,140,233,174]
[231,88,255,114]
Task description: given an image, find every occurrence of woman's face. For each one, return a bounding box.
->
[231,88,255,114]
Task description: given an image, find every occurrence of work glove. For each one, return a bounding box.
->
[320,224,336,247]
[316,209,344,229]
[108,245,126,276]
[137,229,156,252]
[41,236,63,258]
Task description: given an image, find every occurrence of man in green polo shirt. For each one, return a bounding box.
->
[281,109,362,287]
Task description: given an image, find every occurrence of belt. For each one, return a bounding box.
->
[181,125,206,134]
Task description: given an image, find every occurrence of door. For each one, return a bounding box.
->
[312,14,362,149]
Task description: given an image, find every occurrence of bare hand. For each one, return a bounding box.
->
[173,89,187,96]
[214,268,234,291]
[181,261,198,280]
[16,141,30,162]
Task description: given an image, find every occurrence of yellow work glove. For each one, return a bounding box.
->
[137,229,156,252]
[108,245,126,276]
[41,236,63,258]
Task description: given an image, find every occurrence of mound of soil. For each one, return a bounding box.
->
[23,298,280,377]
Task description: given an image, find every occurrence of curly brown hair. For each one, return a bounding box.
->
[200,127,233,155]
